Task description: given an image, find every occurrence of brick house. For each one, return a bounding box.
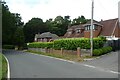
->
[64,18,120,40]
[34,32,59,42]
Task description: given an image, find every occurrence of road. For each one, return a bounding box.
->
[3,50,118,78]
[82,51,119,72]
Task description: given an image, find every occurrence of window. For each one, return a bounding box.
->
[93,25,97,30]
[76,29,81,33]
[85,25,97,31]
[68,31,72,34]
[85,25,90,30]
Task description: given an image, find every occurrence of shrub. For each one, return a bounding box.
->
[93,49,101,56]
[27,37,106,50]
[54,37,106,50]
[2,45,15,49]
[93,46,112,56]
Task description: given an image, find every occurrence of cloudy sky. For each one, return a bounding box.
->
[5,0,119,23]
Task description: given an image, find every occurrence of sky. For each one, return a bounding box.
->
[4,0,120,23]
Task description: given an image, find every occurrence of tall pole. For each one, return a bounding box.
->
[118,1,120,27]
[90,0,94,56]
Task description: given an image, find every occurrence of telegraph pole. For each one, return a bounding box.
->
[90,0,94,56]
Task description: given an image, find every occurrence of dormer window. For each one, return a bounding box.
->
[68,31,72,34]
[85,25,97,31]
[85,25,90,30]
[76,29,81,33]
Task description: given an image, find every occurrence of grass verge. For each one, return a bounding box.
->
[0,53,7,80]
[26,50,96,62]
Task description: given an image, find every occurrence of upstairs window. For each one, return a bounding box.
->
[85,25,90,30]
[85,25,97,31]
[76,29,81,33]
[68,31,72,34]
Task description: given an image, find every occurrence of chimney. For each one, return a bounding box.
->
[101,19,103,22]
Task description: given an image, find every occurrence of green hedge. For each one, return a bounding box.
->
[28,37,106,50]
[28,42,54,48]
[2,45,15,49]
[93,46,112,56]
[54,37,106,50]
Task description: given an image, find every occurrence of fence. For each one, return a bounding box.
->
[104,39,120,51]
[28,48,91,57]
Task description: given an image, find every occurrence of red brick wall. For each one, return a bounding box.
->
[84,26,102,38]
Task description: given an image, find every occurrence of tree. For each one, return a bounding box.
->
[45,15,71,36]
[23,18,48,42]
[71,15,87,25]
[2,2,23,45]
[13,27,25,49]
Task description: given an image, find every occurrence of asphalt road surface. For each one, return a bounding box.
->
[3,50,118,78]
[82,51,119,72]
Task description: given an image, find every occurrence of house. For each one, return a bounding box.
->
[64,18,120,40]
[34,32,59,42]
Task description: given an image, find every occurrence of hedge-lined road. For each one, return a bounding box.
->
[3,50,118,78]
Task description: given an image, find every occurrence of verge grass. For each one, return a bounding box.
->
[26,50,96,62]
[0,53,7,80]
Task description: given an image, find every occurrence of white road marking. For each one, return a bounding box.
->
[83,64,96,68]
[3,54,10,80]
[29,52,75,64]
[27,52,120,75]
[83,64,120,74]
[109,71,120,74]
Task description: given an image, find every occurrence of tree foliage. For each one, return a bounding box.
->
[23,15,88,42]
[2,2,24,46]
[23,18,48,43]
[71,15,88,25]
[13,27,25,47]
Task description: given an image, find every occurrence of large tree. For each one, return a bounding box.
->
[71,15,88,25]
[2,2,24,45]
[45,15,71,36]
[13,27,25,49]
[23,18,48,42]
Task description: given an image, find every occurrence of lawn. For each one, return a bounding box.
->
[0,53,7,80]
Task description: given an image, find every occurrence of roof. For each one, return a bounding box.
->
[100,18,119,37]
[64,18,120,38]
[67,24,84,31]
[83,20,102,26]
[35,32,59,39]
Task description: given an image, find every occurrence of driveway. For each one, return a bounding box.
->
[2,50,118,78]
[82,51,119,72]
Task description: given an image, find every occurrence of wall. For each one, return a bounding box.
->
[28,48,91,57]
[84,26,102,38]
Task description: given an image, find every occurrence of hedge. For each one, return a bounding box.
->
[54,37,106,50]
[27,37,106,50]
[28,42,54,48]
[93,46,112,56]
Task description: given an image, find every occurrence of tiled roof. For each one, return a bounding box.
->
[68,24,84,30]
[35,32,59,39]
[64,18,120,38]
[83,20,102,26]
[100,18,119,37]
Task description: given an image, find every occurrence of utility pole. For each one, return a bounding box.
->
[118,1,120,27]
[90,0,94,56]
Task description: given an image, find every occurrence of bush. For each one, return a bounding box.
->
[27,37,106,50]
[93,46,112,56]
[28,42,54,48]
[2,45,15,49]
[54,37,106,50]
